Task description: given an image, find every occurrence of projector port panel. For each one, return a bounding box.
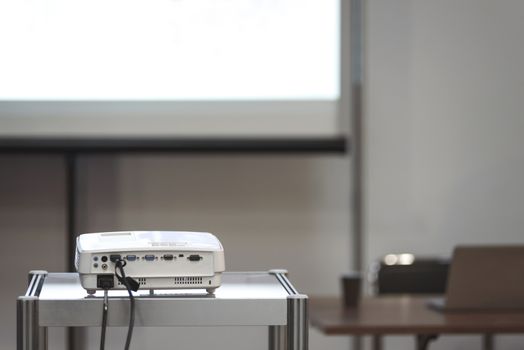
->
[78,251,215,277]
[79,273,222,291]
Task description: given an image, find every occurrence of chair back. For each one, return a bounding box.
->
[371,254,450,295]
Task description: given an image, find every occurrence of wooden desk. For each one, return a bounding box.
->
[310,296,524,350]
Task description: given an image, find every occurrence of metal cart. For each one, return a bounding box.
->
[17,270,307,350]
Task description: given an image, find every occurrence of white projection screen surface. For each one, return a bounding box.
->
[0,0,342,139]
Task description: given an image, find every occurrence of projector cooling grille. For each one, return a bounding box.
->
[116,277,204,286]
[174,277,203,285]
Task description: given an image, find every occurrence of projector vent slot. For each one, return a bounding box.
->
[174,277,203,285]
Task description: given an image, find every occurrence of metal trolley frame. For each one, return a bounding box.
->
[17,270,307,350]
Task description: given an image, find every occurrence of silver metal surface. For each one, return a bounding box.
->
[274,273,298,295]
[26,271,47,297]
[287,294,308,350]
[17,296,47,350]
[37,272,290,327]
[269,325,286,350]
[19,271,308,350]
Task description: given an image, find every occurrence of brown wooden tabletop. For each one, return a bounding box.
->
[310,296,524,335]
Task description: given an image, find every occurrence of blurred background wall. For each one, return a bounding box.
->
[365,0,524,348]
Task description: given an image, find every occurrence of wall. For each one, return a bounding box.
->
[0,154,351,350]
[0,155,68,349]
[366,0,524,348]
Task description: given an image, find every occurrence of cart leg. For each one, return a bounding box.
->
[39,327,47,350]
[482,334,494,350]
[416,334,438,350]
[287,294,308,350]
[269,325,287,350]
[372,335,383,350]
[17,296,47,350]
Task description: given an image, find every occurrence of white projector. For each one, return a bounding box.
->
[75,231,225,294]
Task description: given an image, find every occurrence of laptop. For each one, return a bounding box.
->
[429,245,524,311]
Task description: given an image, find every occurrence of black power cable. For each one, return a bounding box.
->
[115,259,136,350]
[98,258,139,350]
[100,289,109,350]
